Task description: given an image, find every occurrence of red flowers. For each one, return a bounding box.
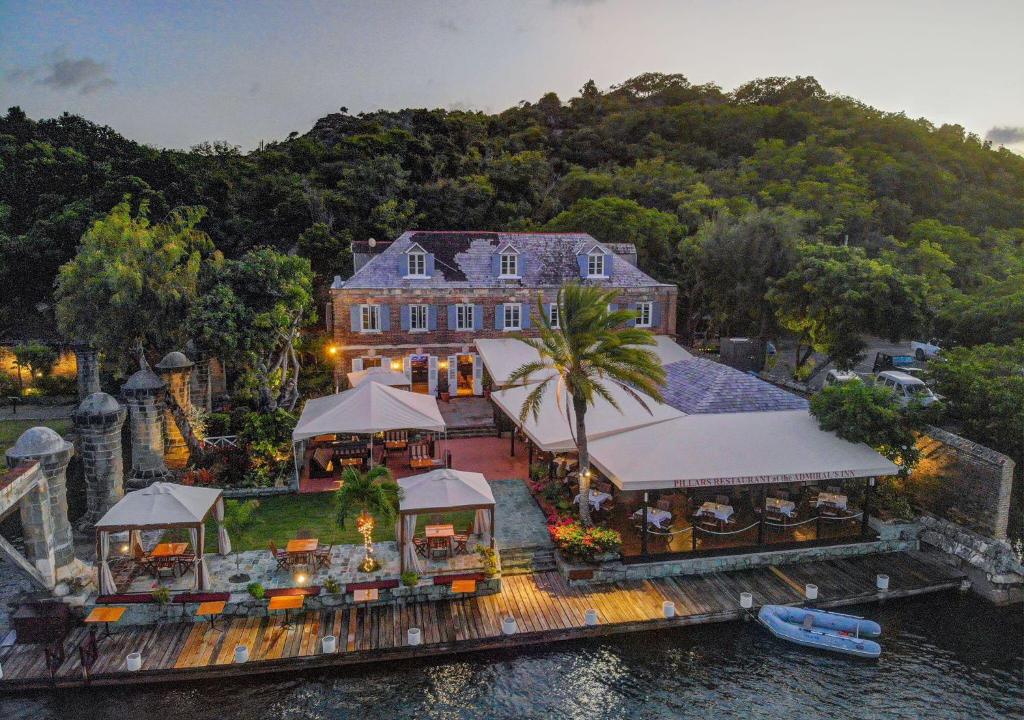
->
[547,520,622,561]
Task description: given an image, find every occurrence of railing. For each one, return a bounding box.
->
[201,435,239,449]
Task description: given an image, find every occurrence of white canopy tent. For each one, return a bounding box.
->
[491,374,685,453]
[346,366,412,389]
[94,482,230,594]
[587,410,900,492]
[475,335,690,388]
[396,468,496,573]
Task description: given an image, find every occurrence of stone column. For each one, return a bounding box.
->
[155,351,194,456]
[73,342,101,400]
[73,392,127,528]
[122,364,173,487]
[190,356,212,413]
[5,427,77,578]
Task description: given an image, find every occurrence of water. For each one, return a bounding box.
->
[2,592,1021,720]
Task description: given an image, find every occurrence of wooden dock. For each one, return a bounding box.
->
[0,550,963,692]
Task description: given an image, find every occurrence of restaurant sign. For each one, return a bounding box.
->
[672,469,859,489]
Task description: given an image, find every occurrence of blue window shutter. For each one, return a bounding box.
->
[626,302,636,327]
[400,305,410,331]
[652,301,662,328]
[521,303,531,329]
[577,255,587,278]
[380,304,390,331]
[491,254,501,277]
[495,304,505,330]
[474,304,483,330]
[350,305,361,332]
[447,305,457,329]
[608,303,618,312]
[517,255,526,278]
[544,303,552,324]
[605,253,614,278]
[428,305,438,330]
[426,254,435,277]
[401,254,409,276]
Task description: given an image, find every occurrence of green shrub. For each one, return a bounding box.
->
[205,412,232,436]
[401,571,419,587]
[247,582,265,600]
[151,586,171,605]
[476,546,499,577]
[324,577,341,594]
[33,374,76,397]
[529,463,549,482]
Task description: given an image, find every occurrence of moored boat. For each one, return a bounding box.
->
[757,605,882,659]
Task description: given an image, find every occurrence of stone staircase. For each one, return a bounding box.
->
[499,545,556,575]
[444,424,499,439]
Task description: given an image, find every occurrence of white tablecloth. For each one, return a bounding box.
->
[766,497,796,517]
[633,507,672,529]
[816,492,848,510]
[697,502,734,522]
[574,490,611,511]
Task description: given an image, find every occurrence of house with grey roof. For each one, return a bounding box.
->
[328,231,677,397]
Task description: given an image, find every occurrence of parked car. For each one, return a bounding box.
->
[824,369,862,387]
[871,352,916,374]
[911,339,942,360]
[875,370,939,407]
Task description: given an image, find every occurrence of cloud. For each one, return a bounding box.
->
[6,52,115,94]
[985,126,1024,145]
[436,17,460,33]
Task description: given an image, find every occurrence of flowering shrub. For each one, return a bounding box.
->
[548,520,622,562]
[180,468,215,486]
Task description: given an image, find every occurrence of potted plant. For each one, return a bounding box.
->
[324,577,341,594]
[482,368,493,399]
[151,586,172,620]
[438,371,450,403]
[401,571,419,587]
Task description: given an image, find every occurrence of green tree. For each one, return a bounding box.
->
[506,284,666,525]
[335,465,401,572]
[810,382,922,475]
[188,247,314,412]
[54,200,211,372]
[768,244,926,380]
[12,341,59,378]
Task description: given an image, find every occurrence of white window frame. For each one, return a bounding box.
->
[503,303,521,331]
[407,251,427,277]
[587,252,606,278]
[455,303,474,331]
[499,253,519,278]
[409,304,428,332]
[635,301,653,328]
[548,303,559,329]
[360,304,381,332]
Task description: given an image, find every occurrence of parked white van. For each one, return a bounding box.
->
[876,370,939,407]
[824,369,861,387]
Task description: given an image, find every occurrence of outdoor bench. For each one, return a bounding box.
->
[95,594,157,605]
[172,592,231,604]
[430,573,487,586]
[345,579,399,592]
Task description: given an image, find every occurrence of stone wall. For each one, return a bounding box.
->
[557,538,915,586]
[911,425,1015,539]
[918,515,1023,605]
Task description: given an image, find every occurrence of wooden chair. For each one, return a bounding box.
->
[656,498,673,513]
[310,448,333,478]
[453,524,474,554]
[314,544,333,569]
[715,494,730,506]
[176,551,197,576]
[427,536,449,560]
[268,541,291,570]
[413,536,429,558]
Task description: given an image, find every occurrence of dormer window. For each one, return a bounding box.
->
[500,253,518,277]
[587,252,605,278]
[408,251,426,277]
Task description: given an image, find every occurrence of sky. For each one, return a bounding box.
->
[1,0,1022,152]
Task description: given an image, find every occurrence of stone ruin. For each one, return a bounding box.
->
[72,391,127,529]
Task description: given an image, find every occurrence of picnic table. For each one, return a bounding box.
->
[574,489,611,511]
[632,507,672,529]
[766,497,796,518]
[84,606,126,640]
[286,538,318,564]
[816,492,848,510]
[425,524,454,557]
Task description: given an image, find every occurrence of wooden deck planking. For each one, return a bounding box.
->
[0,551,965,692]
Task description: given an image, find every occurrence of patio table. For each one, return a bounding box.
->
[816,492,848,510]
[573,490,612,511]
[632,507,672,529]
[286,538,318,565]
[268,594,304,629]
[697,502,734,522]
[149,542,189,577]
[425,524,455,557]
[85,606,126,640]
[765,497,796,517]
[195,600,226,631]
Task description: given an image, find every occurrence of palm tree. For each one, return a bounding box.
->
[507,283,666,525]
[335,465,401,572]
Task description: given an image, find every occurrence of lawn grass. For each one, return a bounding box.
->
[199,493,475,552]
[0,418,72,457]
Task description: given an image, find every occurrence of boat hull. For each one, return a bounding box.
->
[758,605,882,659]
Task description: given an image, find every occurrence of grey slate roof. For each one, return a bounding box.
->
[336,231,670,290]
[661,357,809,414]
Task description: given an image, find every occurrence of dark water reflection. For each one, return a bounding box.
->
[3,592,1021,720]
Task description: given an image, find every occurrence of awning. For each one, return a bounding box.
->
[292,382,445,441]
[95,482,222,531]
[347,366,411,388]
[588,410,899,491]
[475,335,690,387]
[398,468,496,513]
[492,376,685,452]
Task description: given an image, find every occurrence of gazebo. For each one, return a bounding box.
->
[395,469,496,573]
[94,482,231,594]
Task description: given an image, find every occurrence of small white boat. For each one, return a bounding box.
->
[758,605,882,659]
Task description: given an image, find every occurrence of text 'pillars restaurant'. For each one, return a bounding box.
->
[476,337,899,563]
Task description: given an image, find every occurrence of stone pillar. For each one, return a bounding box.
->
[122,364,173,488]
[155,351,194,455]
[5,427,77,578]
[73,392,127,528]
[73,342,101,400]
[190,356,212,413]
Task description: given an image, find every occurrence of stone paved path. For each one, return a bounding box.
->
[492,479,552,551]
[0,401,76,421]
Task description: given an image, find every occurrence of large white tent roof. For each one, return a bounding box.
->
[346,366,411,388]
[293,382,445,441]
[588,410,899,491]
[95,482,221,530]
[475,335,689,388]
[398,468,496,512]
[492,376,685,452]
